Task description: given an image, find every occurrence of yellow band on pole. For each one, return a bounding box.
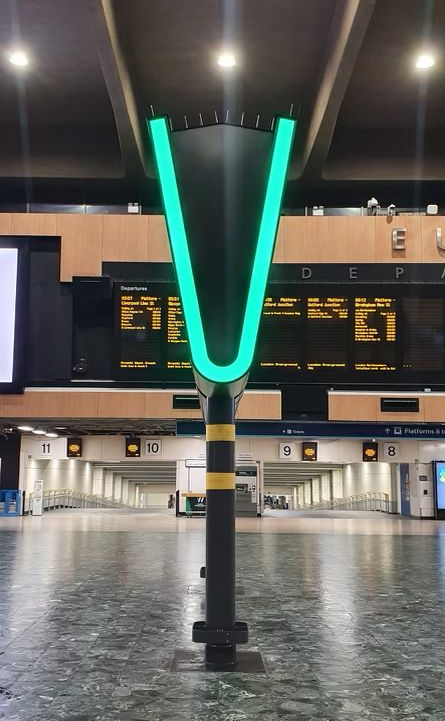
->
[206,424,235,442]
[206,472,235,490]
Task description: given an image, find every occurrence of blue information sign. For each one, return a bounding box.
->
[177,420,445,439]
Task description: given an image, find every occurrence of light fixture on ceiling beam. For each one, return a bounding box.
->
[217,52,236,68]
[415,53,435,70]
[8,50,29,67]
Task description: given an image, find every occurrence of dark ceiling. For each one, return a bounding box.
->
[1,0,444,206]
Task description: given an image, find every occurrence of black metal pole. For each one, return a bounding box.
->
[192,389,248,667]
[205,393,236,667]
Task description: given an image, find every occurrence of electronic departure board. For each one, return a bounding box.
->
[115,282,445,384]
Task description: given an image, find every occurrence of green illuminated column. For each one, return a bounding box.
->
[148,114,296,668]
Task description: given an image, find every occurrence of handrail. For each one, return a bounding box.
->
[297,491,390,513]
[24,488,136,514]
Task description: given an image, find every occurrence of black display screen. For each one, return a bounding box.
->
[115,281,445,384]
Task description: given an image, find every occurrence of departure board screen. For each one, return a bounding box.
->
[115,282,445,384]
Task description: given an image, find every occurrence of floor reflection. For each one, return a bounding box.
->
[0,509,445,720]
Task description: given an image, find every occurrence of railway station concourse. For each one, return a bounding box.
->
[2,0,445,718]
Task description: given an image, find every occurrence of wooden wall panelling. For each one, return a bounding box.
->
[0,391,100,418]
[424,396,445,422]
[375,216,422,263]
[237,393,281,419]
[98,392,147,418]
[147,215,171,261]
[58,214,104,281]
[328,393,378,421]
[282,216,330,263]
[10,213,58,237]
[421,216,445,263]
[272,217,285,262]
[102,215,150,262]
[328,217,376,263]
[0,214,12,234]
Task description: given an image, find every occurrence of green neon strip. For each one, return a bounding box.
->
[148,115,296,383]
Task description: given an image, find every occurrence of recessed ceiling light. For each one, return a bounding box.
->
[45,432,58,438]
[416,53,435,70]
[17,425,34,432]
[218,53,236,68]
[32,429,46,435]
[8,50,29,67]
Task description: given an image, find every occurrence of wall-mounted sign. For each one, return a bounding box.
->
[363,442,378,462]
[145,439,162,456]
[67,437,82,458]
[125,437,141,458]
[383,442,400,461]
[279,442,296,460]
[302,441,318,461]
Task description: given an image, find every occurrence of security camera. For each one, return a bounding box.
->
[367,197,380,216]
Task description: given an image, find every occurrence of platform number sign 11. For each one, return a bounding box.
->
[279,442,296,460]
[145,439,162,456]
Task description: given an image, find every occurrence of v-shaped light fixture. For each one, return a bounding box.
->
[148,115,296,384]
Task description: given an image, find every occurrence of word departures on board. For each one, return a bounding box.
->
[115,282,445,383]
[363,442,379,462]
[67,438,82,458]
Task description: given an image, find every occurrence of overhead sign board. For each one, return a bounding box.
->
[177,420,445,439]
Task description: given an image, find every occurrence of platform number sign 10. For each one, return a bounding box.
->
[279,442,296,460]
[145,439,162,456]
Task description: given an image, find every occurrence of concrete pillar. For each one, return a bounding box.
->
[333,468,343,499]
[297,484,304,507]
[113,475,122,501]
[127,482,136,506]
[293,486,297,510]
[312,478,320,504]
[104,471,114,499]
[121,479,129,503]
[93,467,104,496]
[321,473,331,501]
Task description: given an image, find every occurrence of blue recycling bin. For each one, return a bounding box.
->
[0,489,21,516]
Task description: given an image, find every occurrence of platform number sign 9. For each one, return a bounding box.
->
[145,439,162,456]
[279,442,296,460]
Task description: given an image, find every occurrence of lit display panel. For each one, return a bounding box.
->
[0,249,19,384]
[115,282,445,383]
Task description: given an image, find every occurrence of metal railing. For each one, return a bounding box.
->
[24,489,135,514]
[299,491,390,513]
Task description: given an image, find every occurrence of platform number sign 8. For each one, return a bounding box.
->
[279,442,296,460]
[383,442,400,461]
[145,439,162,456]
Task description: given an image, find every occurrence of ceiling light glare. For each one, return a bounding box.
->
[218,53,236,68]
[8,50,29,67]
[17,425,34,432]
[45,432,58,438]
[416,53,435,69]
[32,429,46,435]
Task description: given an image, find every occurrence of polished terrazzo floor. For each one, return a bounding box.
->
[1,509,445,720]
